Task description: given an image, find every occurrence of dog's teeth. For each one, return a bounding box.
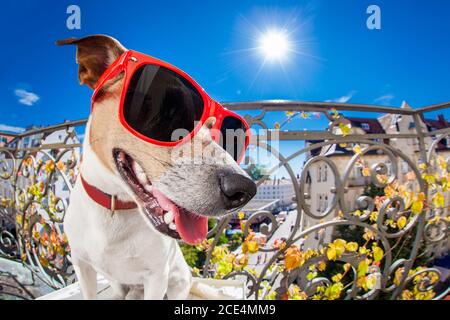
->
[169,222,176,230]
[132,161,147,184]
[144,185,153,193]
[164,211,174,224]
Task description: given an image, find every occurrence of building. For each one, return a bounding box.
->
[253,178,295,206]
[0,133,17,147]
[302,102,449,256]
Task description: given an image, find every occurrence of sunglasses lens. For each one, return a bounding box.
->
[220,116,247,162]
[123,64,204,142]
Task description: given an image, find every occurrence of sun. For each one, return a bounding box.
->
[258,30,291,61]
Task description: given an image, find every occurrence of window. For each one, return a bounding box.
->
[324,196,328,212]
[318,166,322,182]
[402,161,409,174]
[361,123,370,131]
[323,165,328,182]
[386,160,393,175]
[318,195,322,212]
[355,167,363,178]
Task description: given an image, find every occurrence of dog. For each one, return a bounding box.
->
[58,35,256,299]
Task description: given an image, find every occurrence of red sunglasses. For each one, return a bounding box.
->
[92,50,250,163]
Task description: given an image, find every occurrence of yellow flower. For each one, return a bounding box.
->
[432,192,445,208]
[369,211,378,222]
[331,108,339,119]
[44,160,55,173]
[359,274,377,291]
[192,267,200,276]
[234,253,248,267]
[285,111,295,117]
[384,185,397,198]
[394,268,404,286]
[373,246,384,262]
[437,156,447,170]
[327,246,337,261]
[285,245,304,271]
[357,259,369,277]
[216,260,232,277]
[386,219,397,228]
[338,123,351,137]
[318,260,327,271]
[246,240,259,254]
[421,173,436,185]
[16,214,23,226]
[288,285,308,300]
[333,239,346,255]
[363,229,375,241]
[442,176,449,192]
[274,122,280,129]
[56,161,66,171]
[411,193,425,215]
[397,216,407,229]
[23,157,33,167]
[1,197,10,207]
[401,289,413,300]
[211,245,229,262]
[345,242,359,252]
[362,167,370,177]
[324,282,343,300]
[332,273,343,283]
[237,211,245,220]
[352,144,362,154]
[300,112,309,119]
[343,263,351,272]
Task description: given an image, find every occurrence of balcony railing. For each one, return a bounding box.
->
[0,100,449,300]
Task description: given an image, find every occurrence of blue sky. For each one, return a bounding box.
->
[1,0,449,175]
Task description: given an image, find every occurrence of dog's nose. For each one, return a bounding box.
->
[219,173,257,209]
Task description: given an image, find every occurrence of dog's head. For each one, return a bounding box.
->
[58,35,256,244]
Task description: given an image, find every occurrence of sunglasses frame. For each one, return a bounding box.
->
[91,50,250,163]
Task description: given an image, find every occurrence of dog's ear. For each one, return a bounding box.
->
[56,35,126,89]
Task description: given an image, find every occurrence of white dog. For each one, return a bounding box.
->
[58,35,256,299]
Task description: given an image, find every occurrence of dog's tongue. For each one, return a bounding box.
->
[174,208,208,245]
[152,188,208,245]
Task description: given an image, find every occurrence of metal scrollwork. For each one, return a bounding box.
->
[0,101,449,299]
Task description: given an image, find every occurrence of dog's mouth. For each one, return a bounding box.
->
[113,149,208,245]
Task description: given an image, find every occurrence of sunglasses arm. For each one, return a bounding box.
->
[91,50,133,107]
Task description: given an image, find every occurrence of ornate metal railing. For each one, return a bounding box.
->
[0,101,448,300]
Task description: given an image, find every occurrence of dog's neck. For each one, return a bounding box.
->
[79,119,133,202]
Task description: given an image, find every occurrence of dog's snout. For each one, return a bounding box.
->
[219,173,257,210]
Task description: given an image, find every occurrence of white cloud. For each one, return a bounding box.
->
[0,124,25,133]
[374,93,395,106]
[326,91,356,103]
[14,89,40,106]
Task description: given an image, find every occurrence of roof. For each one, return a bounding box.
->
[423,115,450,151]
[347,117,386,134]
[241,199,280,212]
[423,115,450,131]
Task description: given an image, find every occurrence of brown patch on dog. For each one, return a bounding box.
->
[56,35,126,89]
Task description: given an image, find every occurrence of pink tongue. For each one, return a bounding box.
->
[152,188,208,245]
